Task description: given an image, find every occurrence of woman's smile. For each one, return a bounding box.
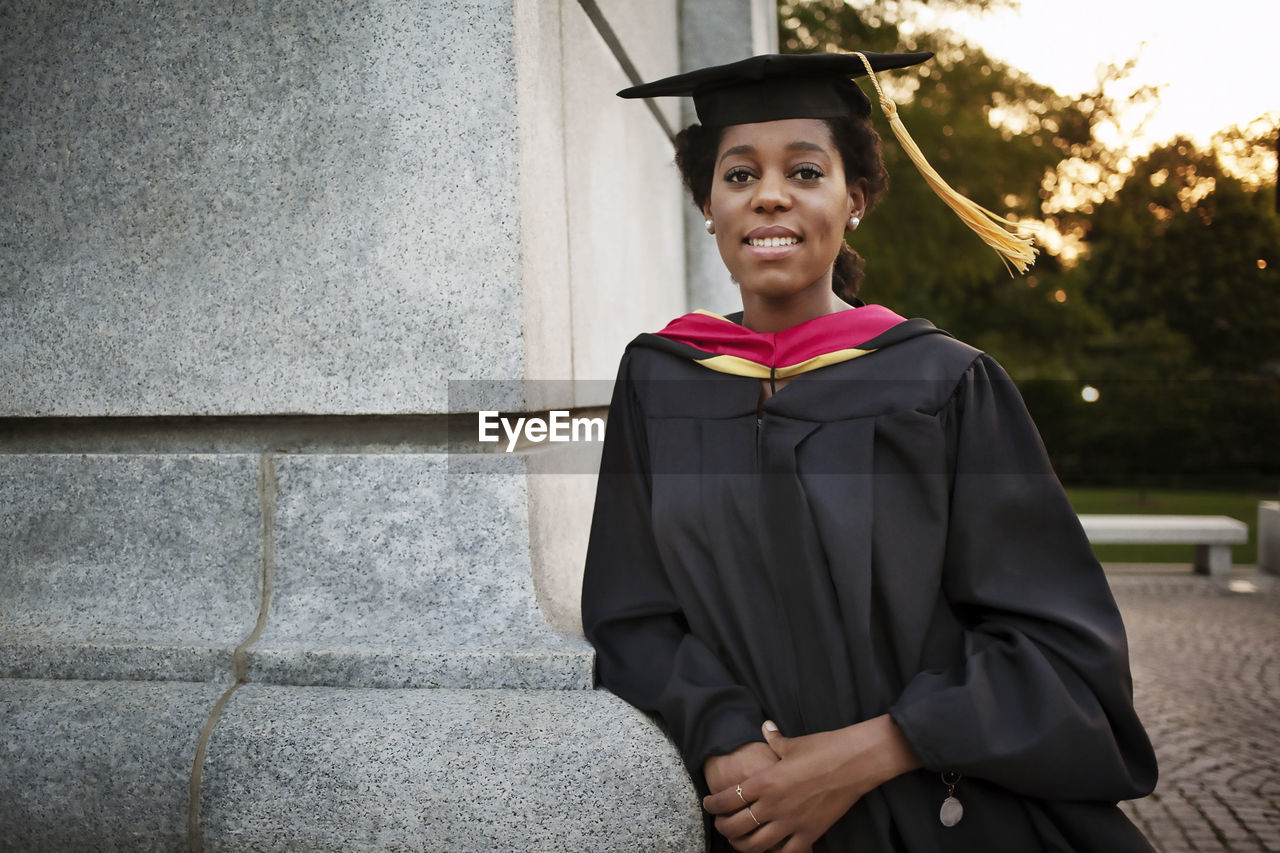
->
[744,226,803,258]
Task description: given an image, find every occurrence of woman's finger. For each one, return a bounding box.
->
[717,815,789,853]
[714,806,765,840]
[737,822,792,853]
[723,823,782,853]
[704,782,751,815]
[761,720,790,757]
[778,834,814,853]
[713,802,793,853]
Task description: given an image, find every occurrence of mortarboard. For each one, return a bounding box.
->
[617,51,933,126]
[619,51,1038,274]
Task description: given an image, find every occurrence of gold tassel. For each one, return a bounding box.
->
[851,51,1038,275]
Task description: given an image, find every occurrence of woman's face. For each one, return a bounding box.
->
[703,118,865,303]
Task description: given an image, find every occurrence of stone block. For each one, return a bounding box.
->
[0,0,523,416]
[199,685,704,851]
[0,454,262,681]
[1259,501,1280,576]
[250,454,593,688]
[0,678,225,851]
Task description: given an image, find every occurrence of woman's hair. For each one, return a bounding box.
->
[673,116,888,301]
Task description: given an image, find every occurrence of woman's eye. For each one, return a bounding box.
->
[793,165,824,181]
[724,167,754,183]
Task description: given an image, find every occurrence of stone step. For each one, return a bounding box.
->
[0,679,703,852]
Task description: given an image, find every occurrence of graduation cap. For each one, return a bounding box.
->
[619,51,1038,274]
[617,51,932,125]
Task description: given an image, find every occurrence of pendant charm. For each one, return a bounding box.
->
[939,795,964,827]
[939,770,963,827]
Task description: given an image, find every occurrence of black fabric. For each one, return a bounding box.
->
[617,51,933,126]
[581,324,1157,852]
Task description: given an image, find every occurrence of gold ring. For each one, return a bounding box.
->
[736,783,747,806]
[746,805,761,827]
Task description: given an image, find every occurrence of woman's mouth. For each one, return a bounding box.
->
[743,229,802,259]
[745,236,801,247]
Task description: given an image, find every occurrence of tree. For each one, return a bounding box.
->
[1034,133,1280,488]
[1075,136,1280,377]
[778,1,1121,378]
[778,2,1280,486]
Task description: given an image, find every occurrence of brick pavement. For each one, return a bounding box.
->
[1109,573,1280,852]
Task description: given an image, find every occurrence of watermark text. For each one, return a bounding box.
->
[478,410,605,452]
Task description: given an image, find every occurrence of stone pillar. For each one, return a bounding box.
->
[1,0,772,847]
[1259,501,1280,576]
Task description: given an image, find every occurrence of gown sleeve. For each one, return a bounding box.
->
[581,352,768,785]
[888,353,1158,802]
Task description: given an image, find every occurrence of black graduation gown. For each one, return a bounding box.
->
[581,307,1157,852]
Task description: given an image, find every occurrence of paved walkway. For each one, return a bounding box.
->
[1109,572,1280,852]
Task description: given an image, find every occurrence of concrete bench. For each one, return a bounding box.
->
[1078,514,1249,579]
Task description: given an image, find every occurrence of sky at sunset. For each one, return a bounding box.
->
[910,0,1278,155]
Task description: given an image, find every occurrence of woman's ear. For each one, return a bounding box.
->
[701,202,716,235]
[847,177,869,220]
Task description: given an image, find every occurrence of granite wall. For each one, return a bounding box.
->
[0,0,773,848]
[0,0,693,415]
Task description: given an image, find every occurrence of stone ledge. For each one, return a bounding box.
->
[246,638,594,689]
[0,638,595,689]
[0,641,235,684]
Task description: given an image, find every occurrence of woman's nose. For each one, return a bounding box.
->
[752,170,791,212]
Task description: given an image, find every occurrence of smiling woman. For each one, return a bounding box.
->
[681,115,887,325]
[711,121,861,319]
[581,52,1158,853]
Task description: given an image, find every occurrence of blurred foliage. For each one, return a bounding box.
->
[778,0,1135,377]
[778,1,1280,488]
[1045,135,1280,489]
[1071,137,1280,376]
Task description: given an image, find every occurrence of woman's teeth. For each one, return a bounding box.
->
[747,236,799,247]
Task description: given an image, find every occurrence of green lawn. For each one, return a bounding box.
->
[1064,486,1273,565]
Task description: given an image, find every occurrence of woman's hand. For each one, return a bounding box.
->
[704,740,780,799]
[703,715,921,853]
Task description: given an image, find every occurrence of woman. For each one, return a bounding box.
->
[581,51,1157,852]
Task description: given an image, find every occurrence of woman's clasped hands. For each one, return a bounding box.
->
[702,714,921,853]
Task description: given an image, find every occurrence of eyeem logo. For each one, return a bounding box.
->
[478,411,606,452]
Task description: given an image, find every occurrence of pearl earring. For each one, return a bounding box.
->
[705,219,715,235]
[848,215,861,230]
